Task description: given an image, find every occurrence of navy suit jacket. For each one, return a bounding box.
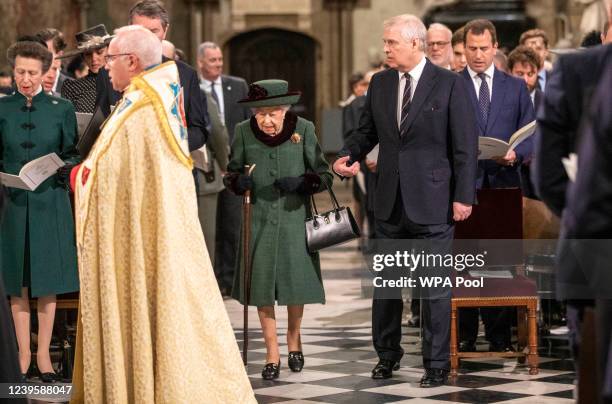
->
[342,60,478,225]
[95,57,208,151]
[555,64,612,300]
[461,67,535,189]
[532,44,612,217]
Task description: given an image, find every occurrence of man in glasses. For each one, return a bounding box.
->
[426,23,453,70]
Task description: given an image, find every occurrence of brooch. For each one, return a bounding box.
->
[291,133,301,143]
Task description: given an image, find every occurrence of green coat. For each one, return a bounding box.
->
[229,116,333,306]
[0,91,80,297]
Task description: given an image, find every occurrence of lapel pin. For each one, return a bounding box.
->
[227,86,232,91]
[291,133,301,143]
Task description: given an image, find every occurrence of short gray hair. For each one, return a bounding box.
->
[197,41,220,59]
[428,23,452,40]
[113,25,162,68]
[383,14,427,51]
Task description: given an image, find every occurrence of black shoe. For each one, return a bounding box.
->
[371,359,400,379]
[459,340,476,352]
[489,342,515,352]
[420,368,448,388]
[261,361,280,380]
[20,373,27,383]
[288,351,304,372]
[40,372,60,383]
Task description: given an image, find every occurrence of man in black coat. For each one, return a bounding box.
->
[557,65,612,404]
[95,0,208,152]
[533,38,612,402]
[334,14,477,388]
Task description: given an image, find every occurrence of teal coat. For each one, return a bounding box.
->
[229,115,333,306]
[0,91,80,297]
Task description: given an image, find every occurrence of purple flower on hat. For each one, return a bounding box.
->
[248,84,268,100]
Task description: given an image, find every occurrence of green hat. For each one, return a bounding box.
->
[238,79,301,108]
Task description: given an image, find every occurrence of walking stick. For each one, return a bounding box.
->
[242,164,256,366]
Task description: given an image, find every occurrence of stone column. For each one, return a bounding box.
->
[75,0,91,30]
[324,0,357,105]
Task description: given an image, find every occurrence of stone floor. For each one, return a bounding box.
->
[226,238,576,404]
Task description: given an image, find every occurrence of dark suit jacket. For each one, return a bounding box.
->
[532,44,612,217]
[555,65,612,300]
[95,57,208,151]
[219,75,251,142]
[342,60,478,225]
[461,67,535,189]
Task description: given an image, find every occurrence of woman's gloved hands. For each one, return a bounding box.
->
[274,173,321,195]
[273,176,304,193]
[224,173,254,195]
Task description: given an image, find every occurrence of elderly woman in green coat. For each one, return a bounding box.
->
[0,41,79,382]
[224,80,333,380]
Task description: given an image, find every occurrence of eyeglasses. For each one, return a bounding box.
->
[104,53,132,64]
[427,41,450,48]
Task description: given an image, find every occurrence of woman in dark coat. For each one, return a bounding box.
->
[224,80,333,380]
[60,24,111,113]
[0,41,80,382]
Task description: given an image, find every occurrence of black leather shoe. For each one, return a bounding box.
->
[261,361,280,380]
[459,340,476,352]
[40,372,60,383]
[20,373,27,383]
[489,342,515,352]
[420,368,448,387]
[371,359,400,379]
[288,351,304,372]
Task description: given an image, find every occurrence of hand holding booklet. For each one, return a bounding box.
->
[478,120,536,160]
[0,153,65,191]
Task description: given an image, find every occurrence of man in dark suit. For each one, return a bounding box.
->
[196,41,251,295]
[458,19,535,353]
[334,14,477,387]
[557,65,612,404]
[95,0,208,152]
[533,43,612,395]
[508,45,542,200]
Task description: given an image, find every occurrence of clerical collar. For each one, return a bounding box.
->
[250,111,298,147]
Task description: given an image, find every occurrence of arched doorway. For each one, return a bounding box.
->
[227,29,317,122]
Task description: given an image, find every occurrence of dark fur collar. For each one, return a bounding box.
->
[250,111,298,147]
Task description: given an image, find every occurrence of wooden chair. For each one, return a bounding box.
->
[451,188,539,376]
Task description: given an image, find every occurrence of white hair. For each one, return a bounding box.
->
[428,23,453,40]
[113,25,162,68]
[383,14,427,51]
[197,41,220,59]
[251,105,291,114]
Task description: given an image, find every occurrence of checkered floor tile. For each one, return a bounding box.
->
[238,326,575,404]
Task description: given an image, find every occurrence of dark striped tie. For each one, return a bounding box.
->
[210,82,220,105]
[399,72,411,137]
[477,72,490,127]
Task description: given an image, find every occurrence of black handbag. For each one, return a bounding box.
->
[305,181,361,252]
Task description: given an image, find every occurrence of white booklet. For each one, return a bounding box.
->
[0,153,65,191]
[76,112,93,138]
[478,120,536,160]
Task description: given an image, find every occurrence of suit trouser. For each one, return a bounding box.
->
[197,192,219,266]
[372,192,453,370]
[214,189,242,289]
[459,307,513,346]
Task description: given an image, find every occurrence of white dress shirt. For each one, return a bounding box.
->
[201,76,225,122]
[396,56,427,128]
[467,63,495,102]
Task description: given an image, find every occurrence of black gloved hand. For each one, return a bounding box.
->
[274,176,304,193]
[235,174,254,194]
[56,164,75,188]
